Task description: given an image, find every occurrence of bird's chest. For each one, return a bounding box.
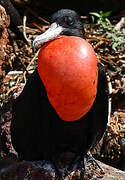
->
[51,118,88,153]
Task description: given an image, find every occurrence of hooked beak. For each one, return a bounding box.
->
[32,22,64,52]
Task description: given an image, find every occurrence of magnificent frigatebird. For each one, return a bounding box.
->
[11,9,108,179]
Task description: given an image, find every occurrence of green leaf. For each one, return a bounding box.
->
[91,15,95,23]
[89,12,101,18]
[122,29,125,35]
[105,18,111,25]
[101,11,112,18]
[112,42,121,50]
[108,32,118,41]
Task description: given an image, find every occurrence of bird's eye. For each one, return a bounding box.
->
[64,16,74,25]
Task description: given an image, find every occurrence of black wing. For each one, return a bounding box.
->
[11,69,54,160]
[85,62,109,153]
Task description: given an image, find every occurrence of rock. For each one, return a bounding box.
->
[100,160,125,180]
[0,161,59,180]
[0,5,10,89]
[0,159,125,179]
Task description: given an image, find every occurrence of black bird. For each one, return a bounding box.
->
[11,9,108,178]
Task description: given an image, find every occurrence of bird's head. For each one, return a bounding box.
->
[32,9,84,51]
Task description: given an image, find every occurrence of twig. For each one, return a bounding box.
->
[7,70,34,75]
[107,75,112,124]
[26,6,50,25]
[23,15,31,43]
[32,23,49,32]
[94,40,105,49]
[6,86,18,96]
[21,49,39,84]
[38,16,50,25]
[86,36,110,42]
[18,25,41,34]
